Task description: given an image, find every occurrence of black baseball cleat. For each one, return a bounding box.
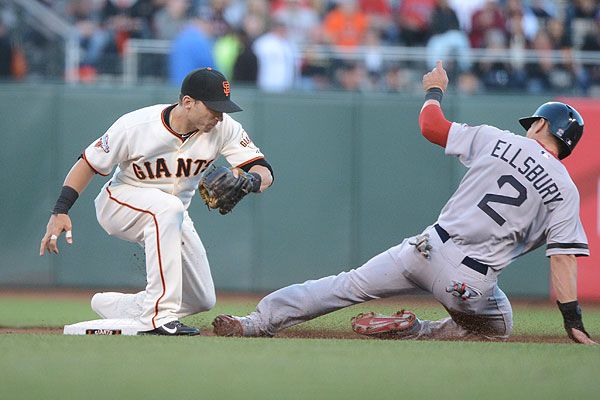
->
[139,320,201,336]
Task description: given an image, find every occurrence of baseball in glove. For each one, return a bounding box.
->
[199,165,261,215]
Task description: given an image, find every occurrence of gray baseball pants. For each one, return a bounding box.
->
[248,224,513,339]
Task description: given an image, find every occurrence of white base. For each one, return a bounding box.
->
[63,318,146,336]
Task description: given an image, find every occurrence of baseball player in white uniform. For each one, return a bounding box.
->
[40,68,274,335]
[213,61,596,344]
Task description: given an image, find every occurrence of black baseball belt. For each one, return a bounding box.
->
[433,224,490,276]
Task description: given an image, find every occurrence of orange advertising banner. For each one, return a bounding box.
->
[560,97,600,300]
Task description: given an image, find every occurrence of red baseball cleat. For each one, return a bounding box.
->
[351,310,420,339]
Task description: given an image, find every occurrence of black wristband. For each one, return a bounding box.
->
[249,172,262,193]
[425,87,443,103]
[52,186,79,215]
[556,300,589,337]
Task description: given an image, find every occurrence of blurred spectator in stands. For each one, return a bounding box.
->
[525,29,577,94]
[529,0,557,22]
[154,0,190,40]
[232,27,258,84]
[272,0,320,47]
[299,26,332,90]
[469,0,505,48]
[214,29,242,79]
[358,0,393,41]
[210,0,242,79]
[17,0,59,79]
[448,0,485,32]
[0,2,17,29]
[395,0,436,46]
[65,0,110,79]
[323,0,369,48]
[476,29,524,91]
[335,61,365,91]
[223,0,269,35]
[168,9,216,85]
[382,64,412,92]
[222,0,246,28]
[505,0,538,41]
[214,4,262,82]
[565,0,599,49]
[207,0,232,38]
[506,9,528,85]
[547,17,589,93]
[253,16,298,92]
[101,0,155,55]
[581,15,600,90]
[364,28,384,82]
[427,0,471,73]
[0,20,12,79]
[547,17,572,50]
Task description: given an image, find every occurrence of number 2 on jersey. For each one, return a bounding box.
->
[477,175,527,226]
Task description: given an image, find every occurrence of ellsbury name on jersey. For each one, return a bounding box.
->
[490,139,563,205]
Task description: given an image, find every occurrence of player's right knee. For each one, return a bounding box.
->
[199,293,216,312]
[448,309,512,338]
[91,292,111,318]
[181,294,216,316]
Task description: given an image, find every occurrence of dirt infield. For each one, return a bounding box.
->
[0,326,571,343]
[1,288,578,343]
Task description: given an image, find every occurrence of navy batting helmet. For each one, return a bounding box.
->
[519,102,584,159]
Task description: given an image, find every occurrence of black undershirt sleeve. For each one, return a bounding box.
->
[239,158,274,181]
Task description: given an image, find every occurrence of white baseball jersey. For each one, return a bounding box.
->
[82,104,264,209]
[437,123,589,269]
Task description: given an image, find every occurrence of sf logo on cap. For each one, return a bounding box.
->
[223,81,230,96]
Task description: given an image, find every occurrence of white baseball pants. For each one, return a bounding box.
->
[93,182,215,330]
[247,224,513,340]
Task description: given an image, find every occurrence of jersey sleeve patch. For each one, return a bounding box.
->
[94,133,110,153]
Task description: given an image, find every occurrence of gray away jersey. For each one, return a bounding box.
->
[436,123,589,269]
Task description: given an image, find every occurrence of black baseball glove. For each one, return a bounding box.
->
[199,165,261,215]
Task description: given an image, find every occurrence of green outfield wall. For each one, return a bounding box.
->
[0,84,552,296]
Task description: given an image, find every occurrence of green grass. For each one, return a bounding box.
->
[5,295,600,336]
[1,295,600,400]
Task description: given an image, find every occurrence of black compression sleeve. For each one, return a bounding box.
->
[239,158,274,181]
[52,186,79,215]
[425,87,443,103]
[557,300,590,337]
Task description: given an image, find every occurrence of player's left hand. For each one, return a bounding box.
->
[39,213,73,255]
[569,328,597,345]
[423,60,449,92]
[199,165,260,215]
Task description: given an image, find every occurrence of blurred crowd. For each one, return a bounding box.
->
[1,0,600,94]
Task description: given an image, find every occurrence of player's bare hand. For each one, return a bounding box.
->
[569,328,597,345]
[422,60,449,92]
[39,214,73,256]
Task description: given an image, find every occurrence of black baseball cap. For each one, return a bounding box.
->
[180,68,242,113]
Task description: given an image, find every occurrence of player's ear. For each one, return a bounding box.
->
[180,95,194,109]
[538,119,551,136]
[530,118,546,135]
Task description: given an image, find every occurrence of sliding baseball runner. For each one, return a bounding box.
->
[213,61,595,345]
